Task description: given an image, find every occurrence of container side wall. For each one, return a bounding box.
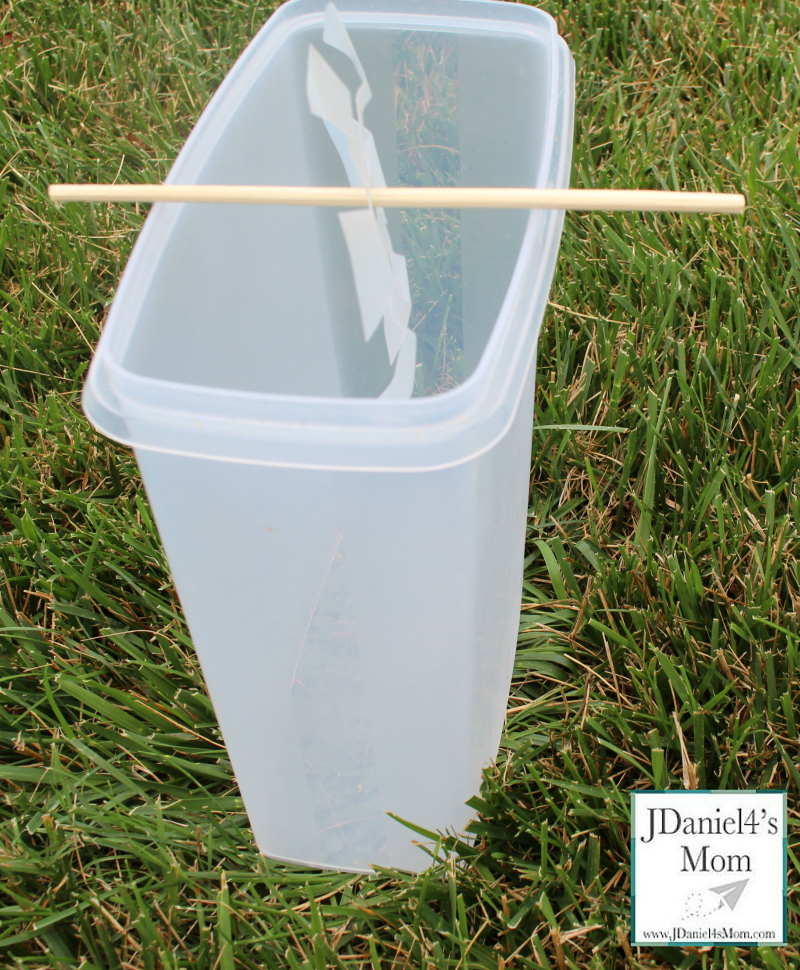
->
[136,450,496,870]
[458,33,548,376]
[468,364,536,780]
[123,27,342,399]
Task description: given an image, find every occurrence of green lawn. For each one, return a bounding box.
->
[1,0,799,967]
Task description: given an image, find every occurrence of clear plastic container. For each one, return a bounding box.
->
[83,0,574,873]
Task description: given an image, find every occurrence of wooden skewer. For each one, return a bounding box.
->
[48,184,745,214]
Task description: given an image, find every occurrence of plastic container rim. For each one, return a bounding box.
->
[82,0,574,470]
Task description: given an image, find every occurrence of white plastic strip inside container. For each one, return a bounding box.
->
[307,3,416,399]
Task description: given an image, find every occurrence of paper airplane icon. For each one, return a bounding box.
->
[710,879,749,910]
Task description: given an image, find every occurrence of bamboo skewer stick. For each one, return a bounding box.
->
[48,184,746,214]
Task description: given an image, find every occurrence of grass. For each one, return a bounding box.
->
[393,30,464,396]
[1,0,799,966]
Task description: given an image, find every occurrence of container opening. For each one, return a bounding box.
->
[122,20,550,400]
